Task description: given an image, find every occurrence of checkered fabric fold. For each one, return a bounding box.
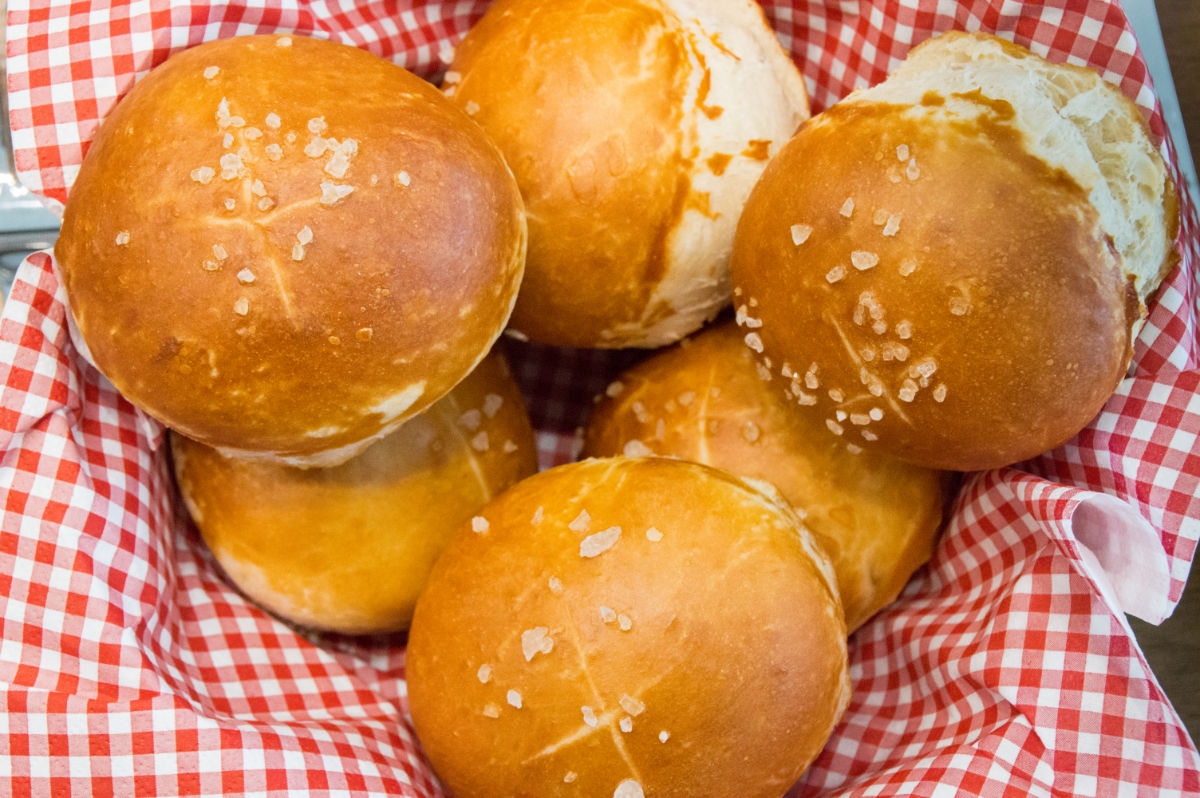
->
[2,1,1198,795]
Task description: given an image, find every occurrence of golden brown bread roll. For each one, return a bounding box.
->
[57,34,526,467]
[171,352,537,635]
[407,456,850,798]
[582,321,948,631]
[730,32,1178,471]
[445,0,808,348]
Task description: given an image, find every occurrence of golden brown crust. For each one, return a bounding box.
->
[57,34,526,465]
[171,352,538,635]
[450,0,688,347]
[731,97,1136,471]
[407,456,848,798]
[447,0,808,348]
[582,321,947,630]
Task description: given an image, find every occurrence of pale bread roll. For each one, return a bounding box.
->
[171,352,537,635]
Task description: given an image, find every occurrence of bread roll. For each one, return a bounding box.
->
[731,32,1178,471]
[57,34,526,467]
[171,352,537,635]
[582,321,948,631]
[407,457,849,798]
[445,0,808,348]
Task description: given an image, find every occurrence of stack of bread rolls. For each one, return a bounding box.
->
[55,6,1180,797]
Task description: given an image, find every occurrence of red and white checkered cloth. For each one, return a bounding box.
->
[2,1,1198,795]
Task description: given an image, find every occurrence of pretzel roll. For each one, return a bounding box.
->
[57,34,526,467]
[445,0,808,348]
[171,352,537,635]
[582,322,948,631]
[731,32,1178,471]
[407,456,849,798]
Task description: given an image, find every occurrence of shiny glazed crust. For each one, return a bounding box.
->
[446,0,808,348]
[731,34,1177,471]
[57,34,527,466]
[171,352,538,635]
[582,321,948,631]
[407,457,849,798]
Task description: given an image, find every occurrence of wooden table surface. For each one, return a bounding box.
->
[1128,0,1200,744]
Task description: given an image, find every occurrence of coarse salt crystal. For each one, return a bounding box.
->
[319,181,355,206]
[292,243,305,261]
[483,394,504,417]
[569,510,590,532]
[477,664,492,683]
[265,144,283,161]
[396,171,411,187]
[276,36,292,47]
[906,159,921,181]
[606,381,624,397]
[742,421,760,442]
[614,779,645,798]
[307,117,328,135]
[899,257,917,277]
[744,332,764,353]
[507,690,522,709]
[471,516,489,533]
[580,527,621,558]
[839,197,855,217]
[243,127,262,141]
[599,606,617,624]
[659,731,670,743]
[619,695,646,716]
[624,440,653,457]
[465,100,481,115]
[502,440,518,453]
[212,244,228,260]
[851,251,879,270]
[869,407,884,421]
[933,384,948,402]
[470,431,489,452]
[790,223,812,245]
[896,144,910,161]
[882,214,901,237]
[190,166,215,185]
[459,409,482,430]
[251,179,266,196]
[582,706,598,727]
[297,225,314,245]
[265,112,281,129]
[896,320,913,339]
[482,703,501,718]
[825,265,846,284]
[233,298,249,316]
[444,70,462,84]
[203,66,220,79]
[620,717,634,733]
[826,419,844,436]
[521,627,553,661]
[114,231,130,245]
[564,772,577,784]
[646,526,663,542]
[236,269,255,284]
[533,506,544,524]
[548,576,563,594]
[617,614,632,631]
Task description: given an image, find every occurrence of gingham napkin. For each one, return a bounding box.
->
[2,1,1198,795]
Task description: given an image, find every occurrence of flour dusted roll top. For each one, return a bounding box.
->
[731,32,1178,471]
[56,34,526,467]
[445,0,809,348]
[582,322,949,632]
[171,351,538,635]
[407,457,849,798]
